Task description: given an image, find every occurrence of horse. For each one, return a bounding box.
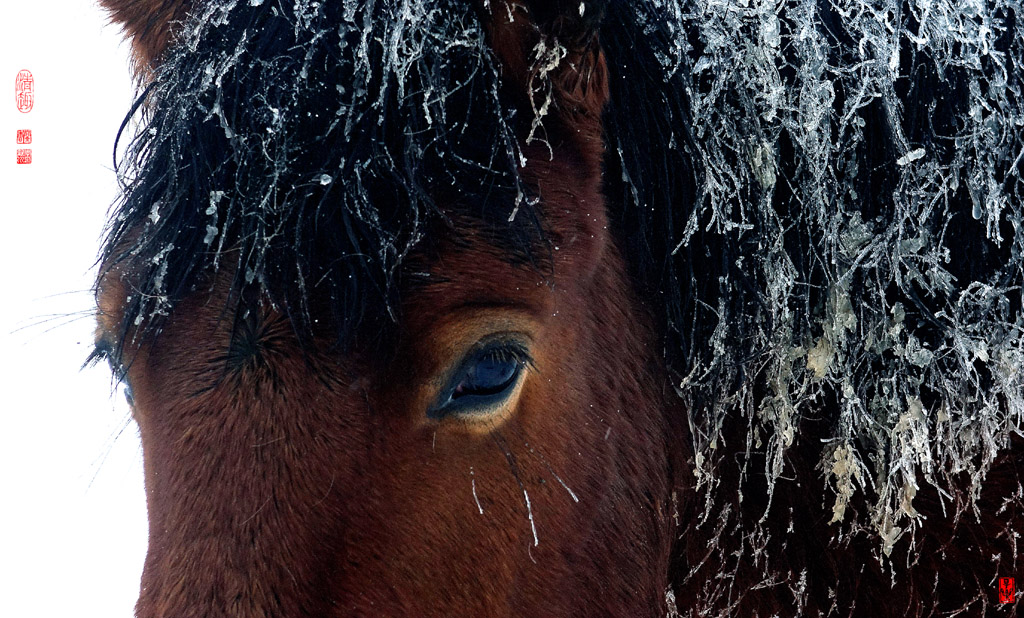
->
[93,0,1024,615]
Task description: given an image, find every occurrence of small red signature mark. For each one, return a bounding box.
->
[15,70,34,113]
[1000,577,1016,604]
[16,149,31,165]
[16,129,31,144]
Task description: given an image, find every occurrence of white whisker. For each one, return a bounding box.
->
[525,440,580,504]
[549,469,579,503]
[523,486,538,546]
[471,467,483,514]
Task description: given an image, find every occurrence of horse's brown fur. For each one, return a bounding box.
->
[100,0,194,70]
[99,179,684,616]
[97,0,1023,616]
[98,3,683,615]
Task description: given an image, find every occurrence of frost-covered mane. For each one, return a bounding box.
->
[103,0,541,350]
[602,0,1024,558]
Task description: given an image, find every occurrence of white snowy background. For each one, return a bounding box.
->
[1,2,147,617]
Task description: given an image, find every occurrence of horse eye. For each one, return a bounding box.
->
[430,344,530,418]
[454,352,520,398]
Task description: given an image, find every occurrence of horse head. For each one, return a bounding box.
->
[95,0,1024,615]
[96,1,683,615]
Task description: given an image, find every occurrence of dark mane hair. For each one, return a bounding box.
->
[103,0,544,354]
[600,0,1023,555]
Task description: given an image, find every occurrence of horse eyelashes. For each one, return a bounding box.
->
[88,340,136,407]
[429,342,533,419]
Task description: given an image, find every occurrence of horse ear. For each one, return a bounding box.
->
[483,0,610,149]
[101,0,194,70]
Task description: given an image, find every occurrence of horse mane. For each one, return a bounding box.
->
[601,0,1024,558]
[102,0,548,356]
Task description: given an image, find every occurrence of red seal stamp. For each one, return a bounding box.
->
[1000,577,1016,604]
[15,70,34,113]
[16,129,31,144]
[16,149,31,165]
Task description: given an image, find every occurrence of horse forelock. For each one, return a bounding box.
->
[101,0,549,359]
